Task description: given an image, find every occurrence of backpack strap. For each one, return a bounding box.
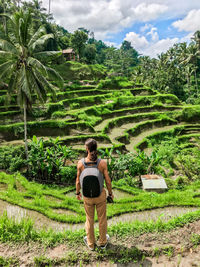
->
[81,158,87,167]
[81,158,101,168]
[96,158,101,167]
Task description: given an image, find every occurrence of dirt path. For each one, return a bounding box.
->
[94,118,114,132]
[108,122,139,143]
[126,125,177,153]
[1,218,200,266]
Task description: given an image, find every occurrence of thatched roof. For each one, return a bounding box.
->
[62,48,75,54]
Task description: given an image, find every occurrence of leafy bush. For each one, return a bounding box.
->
[51,111,68,119]
[78,112,101,126]
[60,166,77,184]
[47,102,64,115]
[53,61,107,81]
[97,76,133,89]
[69,102,80,109]
[181,106,200,122]
[101,150,152,181]
[30,108,47,118]
[175,148,200,180]
[27,136,77,184]
[0,146,26,172]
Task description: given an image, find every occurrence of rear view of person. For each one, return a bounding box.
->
[76,139,113,250]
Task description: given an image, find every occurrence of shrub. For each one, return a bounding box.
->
[27,136,78,184]
[0,146,26,172]
[97,76,132,89]
[47,102,64,115]
[78,112,101,126]
[51,111,67,119]
[70,102,80,109]
[101,151,152,180]
[181,106,200,122]
[60,166,77,184]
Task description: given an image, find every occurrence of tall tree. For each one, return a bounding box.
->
[0,9,63,158]
[70,29,88,61]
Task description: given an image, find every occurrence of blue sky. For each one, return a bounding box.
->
[42,0,200,58]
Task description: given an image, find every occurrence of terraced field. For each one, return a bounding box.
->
[1,81,200,266]
[1,82,200,154]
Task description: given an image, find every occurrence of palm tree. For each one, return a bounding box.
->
[192,30,200,51]
[0,9,63,158]
[182,44,200,95]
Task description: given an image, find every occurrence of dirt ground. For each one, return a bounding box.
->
[1,220,200,266]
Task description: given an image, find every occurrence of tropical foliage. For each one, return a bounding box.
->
[132,35,200,103]
[0,9,63,157]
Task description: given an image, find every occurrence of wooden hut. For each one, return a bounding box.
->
[62,48,76,61]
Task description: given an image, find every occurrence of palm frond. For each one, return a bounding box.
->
[0,60,14,79]
[28,70,46,103]
[19,17,24,45]
[34,68,56,99]
[0,13,13,22]
[0,51,16,59]
[0,39,17,54]
[8,71,18,94]
[46,66,64,88]
[30,34,54,52]
[28,26,46,48]
[27,57,48,76]
[18,66,32,103]
[34,51,62,60]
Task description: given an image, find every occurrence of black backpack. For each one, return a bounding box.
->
[80,158,104,198]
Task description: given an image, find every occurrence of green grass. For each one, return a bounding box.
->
[114,93,180,108]
[1,198,200,245]
[0,110,21,118]
[0,256,19,267]
[102,111,178,134]
[135,125,200,151]
[70,103,182,127]
[0,120,95,141]
[1,172,200,225]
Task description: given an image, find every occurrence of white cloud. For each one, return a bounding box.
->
[125,32,149,50]
[36,0,200,56]
[140,24,152,32]
[172,9,200,32]
[104,41,119,48]
[124,27,180,58]
[130,3,168,22]
[41,0,168,39]
[146,27,159,41]
[143,37,179,57]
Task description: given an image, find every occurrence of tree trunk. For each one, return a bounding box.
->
[24,99,28,159]
[194,70,198,96]
[3,0,7,34]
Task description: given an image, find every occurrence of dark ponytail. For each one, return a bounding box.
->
[85,138,98,161]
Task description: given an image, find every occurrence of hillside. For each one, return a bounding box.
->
[0,80,200,154]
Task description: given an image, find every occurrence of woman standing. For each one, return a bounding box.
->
[76,139,113,250]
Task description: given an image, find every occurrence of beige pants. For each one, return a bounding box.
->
[83,188,107,248]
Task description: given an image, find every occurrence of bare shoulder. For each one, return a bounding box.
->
[99,159,107,168]
[77,159,83,168]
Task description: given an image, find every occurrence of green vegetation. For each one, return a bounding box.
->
[53,61,107,81]
[0,2,200,265]
[0,256,19,267]
[1,171,200,225]
[0,9,63,159]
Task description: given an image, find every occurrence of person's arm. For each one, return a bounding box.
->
[76,160,82,200]
[102,160,114,199]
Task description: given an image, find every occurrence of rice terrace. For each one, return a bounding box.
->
[0,1,200,266]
